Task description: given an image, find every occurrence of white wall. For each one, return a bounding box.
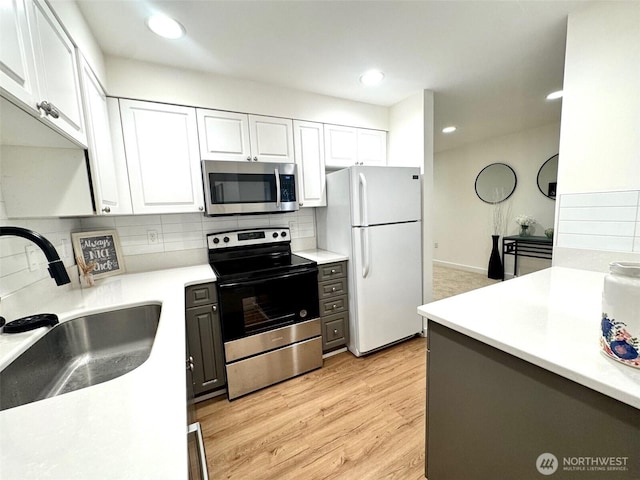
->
[106,56,389,130]
[388,92,425,172]
[434,122,560,274]
[553,2,640,272]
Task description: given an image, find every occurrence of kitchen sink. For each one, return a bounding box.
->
[0,304,161,411]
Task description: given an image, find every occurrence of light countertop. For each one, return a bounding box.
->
[0,264,216,480]
[418,266,640,409]
[294,249,348,264]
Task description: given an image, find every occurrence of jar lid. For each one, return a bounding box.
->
[609,261,640,277]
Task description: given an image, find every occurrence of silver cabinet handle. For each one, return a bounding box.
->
[246,156,252,161]
[253,156,258,161]
[333,329,338,335]
[332,304,337,309]
[37,101,60,119]
[212,305,217,312]
[101,206,111,213]
[331,287,336,292]
[199,206,204,211]
[186,358,194,371]
[330,269,336,274]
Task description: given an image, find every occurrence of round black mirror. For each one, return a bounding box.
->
[537,154,558,199]
[474,163,517,204]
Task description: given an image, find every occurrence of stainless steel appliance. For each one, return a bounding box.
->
[202,160,298,215]
[207,227,321,400]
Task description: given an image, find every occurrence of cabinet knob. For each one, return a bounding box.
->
[212,305,217,312]
[332,304,337,309]
[37,101,60,119]
[199,206,204,211]
[333,329,338,335]
[330,269,336,274]
[331,287,336,292]
[253,156,258,162]
[101,206,111,213]
[247,156,252,161]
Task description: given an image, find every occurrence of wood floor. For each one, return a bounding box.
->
[195,336,427,480]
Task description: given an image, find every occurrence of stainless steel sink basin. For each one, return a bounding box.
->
[0,304,161,411]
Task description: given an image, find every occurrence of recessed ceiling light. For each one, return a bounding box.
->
[546,90,563,100]
[442,126,457,134]
[146,14,185,39]
[359,69,385,86]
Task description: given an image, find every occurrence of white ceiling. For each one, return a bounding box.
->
[75,0,594,152]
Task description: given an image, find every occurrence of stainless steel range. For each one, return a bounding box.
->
[207,227,322,400]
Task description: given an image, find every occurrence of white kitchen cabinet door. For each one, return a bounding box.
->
[196,109,251,162]
[80,58,132,215]
[27,0,86,146]
[248,114,294,163]
[119,99,204,214]
[357,129,387,166]
[0,0,39,109]
[293,120,326,207]
[324,124,358,169]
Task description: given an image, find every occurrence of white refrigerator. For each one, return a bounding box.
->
[316,166,423,356]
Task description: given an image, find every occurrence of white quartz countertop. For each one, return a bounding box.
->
[0,264,216,480]
[295,248,348,264]
[418,267,640,410]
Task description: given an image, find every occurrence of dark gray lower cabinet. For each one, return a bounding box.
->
[186,283,225,396]
[426,321,640,480]
[318,261,349,353]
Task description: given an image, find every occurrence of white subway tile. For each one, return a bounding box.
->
[560,191,639,208]
[120,243,164,256]
[558,206,637,222]
[161,213,203,224]
[163,231,204,242]
[237,216,270,228]
[81,217,116,229]
[0,253,31,277]
[115,215,162,227]
[557,220,636,236]
[116,224,162,237]
[164,239,205,252]
[557,233,634,252]
[162,222,203,234]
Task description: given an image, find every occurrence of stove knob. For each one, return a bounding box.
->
[272,232,279,238]
[280,231,287,238]
[213,237,220,244]
[223,236,230,243]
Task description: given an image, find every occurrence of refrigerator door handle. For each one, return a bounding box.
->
[362,228,370,278]
[358,172,369,226]
[275,168,281,208]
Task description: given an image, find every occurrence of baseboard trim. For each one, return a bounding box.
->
[433,260,486,275]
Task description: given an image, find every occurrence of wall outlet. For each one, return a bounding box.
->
[25,245,39,271]
[147,230,158,245]
[58,238,68,259]
[434,242,439,249]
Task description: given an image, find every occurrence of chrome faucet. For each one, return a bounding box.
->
[0,226,71,286]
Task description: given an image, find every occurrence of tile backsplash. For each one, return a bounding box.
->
[557,190,640,253]
[0,192,317,315]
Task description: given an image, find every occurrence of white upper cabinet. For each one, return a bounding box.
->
[324,124,387,169]
[1,0,86,146]
[197,109,294,163]
[80,58,132,215]
[196,109,250,162]
[119,99,204,214]
[0,0,39,108]
[248,114,294,163]
[293,120,326,207]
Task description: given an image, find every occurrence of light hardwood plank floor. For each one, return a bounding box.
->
[195,336,427,480]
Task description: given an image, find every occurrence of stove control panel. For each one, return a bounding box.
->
[207,227,290,250]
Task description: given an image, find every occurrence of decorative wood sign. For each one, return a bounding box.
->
[71,230,125,280]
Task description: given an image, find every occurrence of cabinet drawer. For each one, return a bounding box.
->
[185,283,217,308]
[322,312,349,351]
[318,262,346,281]
[319,294,348,317]
[318,277,347,299]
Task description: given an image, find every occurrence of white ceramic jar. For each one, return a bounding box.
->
[600,262,640,368]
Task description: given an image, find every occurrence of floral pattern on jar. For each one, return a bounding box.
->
[600,313,640,368]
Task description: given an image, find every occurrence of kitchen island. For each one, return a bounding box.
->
[0,265,215,480]
[418,267,640,479]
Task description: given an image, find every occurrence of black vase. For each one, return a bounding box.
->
[487,235,503,280]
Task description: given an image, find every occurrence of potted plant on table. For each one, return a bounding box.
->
[515,214,536,237]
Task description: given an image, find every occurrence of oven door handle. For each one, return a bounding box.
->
[218,268,317,289]
[275,168,281,208]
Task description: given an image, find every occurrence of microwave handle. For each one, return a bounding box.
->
[274,168,281,208]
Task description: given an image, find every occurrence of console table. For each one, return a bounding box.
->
[502,235,552,279]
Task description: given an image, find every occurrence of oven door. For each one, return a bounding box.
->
[217,267,319,343]
[203,160,298,215]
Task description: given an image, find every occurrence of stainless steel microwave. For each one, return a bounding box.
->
[202,160,298,215]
